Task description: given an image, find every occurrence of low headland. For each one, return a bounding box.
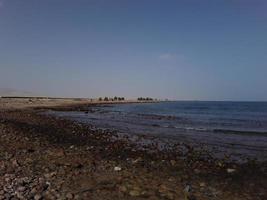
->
[0,97,266,200]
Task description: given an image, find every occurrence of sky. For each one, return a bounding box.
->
[0,0,267,101]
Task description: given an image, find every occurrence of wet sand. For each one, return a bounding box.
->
[0,98,266,199]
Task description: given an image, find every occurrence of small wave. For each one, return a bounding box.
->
[137,113,183,121]
[161,125,209,132]
[180,127,208,131]
[213,129,267,136]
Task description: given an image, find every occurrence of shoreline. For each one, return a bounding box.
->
[48,102,267,162]
[0,99,266,199]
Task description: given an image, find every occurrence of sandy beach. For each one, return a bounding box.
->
[0,98,266,200]
[0,97,152,111]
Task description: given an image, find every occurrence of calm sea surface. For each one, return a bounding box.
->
[50,101,267,160]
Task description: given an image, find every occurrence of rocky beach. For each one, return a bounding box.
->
[0,98,266,200]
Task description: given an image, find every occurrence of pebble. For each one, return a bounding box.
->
[119,185,127,192]
[30,188,37,195]
[34,194,42,200]
[44,172,56,179]
[66,192,74,199]
[114,166,122,171]
[163,191,175,200]
[129,190,141,197]
[16,192,25,199]
[199,182,206,187]
[12,159,20,167]
[17,186,26,192]
[170,160,176,166]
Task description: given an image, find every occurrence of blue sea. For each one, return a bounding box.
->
[49,101,267,160]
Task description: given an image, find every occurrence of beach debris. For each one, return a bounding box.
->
[114,166,122,171]
[184,184,195,200]
[227,168,236,173]
[217,161,224,167]
[132,157,142,164]
[184,184,191,193]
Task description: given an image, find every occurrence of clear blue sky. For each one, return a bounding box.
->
[0,0,266,100]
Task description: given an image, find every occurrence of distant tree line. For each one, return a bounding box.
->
[98,96,125,101]
[137,97,154,101]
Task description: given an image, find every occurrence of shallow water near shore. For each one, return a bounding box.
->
[48,101,267,161]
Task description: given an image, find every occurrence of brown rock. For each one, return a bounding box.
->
[129,190,141,197]
[12,159,20,167]
[170,160,176,166]
[34,194,42,200]
[66,192,74,199]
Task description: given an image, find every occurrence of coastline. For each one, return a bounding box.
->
[0,98,266,199]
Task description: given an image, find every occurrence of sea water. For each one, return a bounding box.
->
[50,101,267,160]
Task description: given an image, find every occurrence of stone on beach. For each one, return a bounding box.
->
[227,168,236,173]
[114,166,122,171]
